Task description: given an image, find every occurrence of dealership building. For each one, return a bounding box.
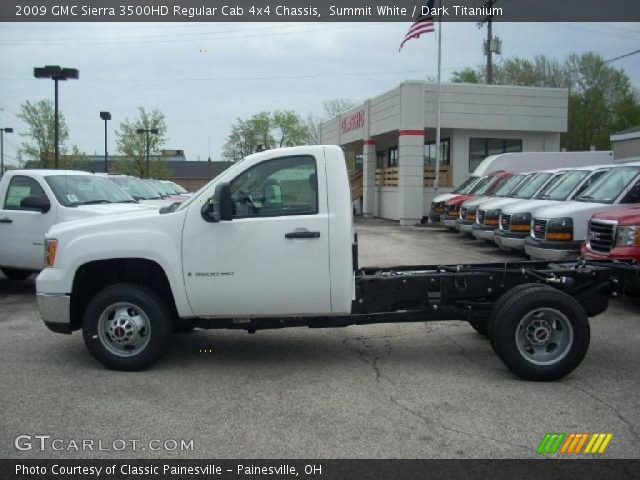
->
[320,81,569,225]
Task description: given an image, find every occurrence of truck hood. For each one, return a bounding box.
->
[501,199,560,215]
[432,193,458,204]
[461,196,492,209]
[477,197,525,212]
[139,199,176,207]
[590,205,640,225]
[60,202,157,223]
[534,200,614,221]
[49,207,163,237]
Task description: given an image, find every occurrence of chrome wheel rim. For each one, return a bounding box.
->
[97,302,151,357]
[515,308,573,366]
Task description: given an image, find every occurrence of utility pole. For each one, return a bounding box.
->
[479,0,501,85]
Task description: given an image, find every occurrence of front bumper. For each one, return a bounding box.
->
[429,209,444,223]
[443,215,458,228]
[524,237,583,261]
[456,219,474,232]
[471,224,498,240]
[494,229,528,250]
[36,292,71,334]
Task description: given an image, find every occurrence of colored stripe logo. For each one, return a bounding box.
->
[537,433,613,455]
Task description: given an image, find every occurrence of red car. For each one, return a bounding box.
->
[442,171,512,229]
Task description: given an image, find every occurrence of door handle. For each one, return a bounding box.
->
[0,217,12,224]
[285,230,320,239]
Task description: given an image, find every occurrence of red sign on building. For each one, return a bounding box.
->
[341,111,365,134]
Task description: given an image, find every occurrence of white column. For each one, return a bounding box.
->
[362,139,376,217]
[398,130,425,226]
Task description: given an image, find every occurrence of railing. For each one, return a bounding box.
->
[349,170,363,200]
[374,165,452,187]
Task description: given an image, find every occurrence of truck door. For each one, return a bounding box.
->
[182,153,332,317]
[0,175,56,270]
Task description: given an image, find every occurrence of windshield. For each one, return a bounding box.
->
[152,180,173,195]
[45,175,135,206]
[576,166,640,204]
[170,182,188,194]
[512,172,553,199]
[112,177,162,200]
[161,181,180,194]
[492,175,526,197]
[473,175,500,195]
[142,179,167,197]
[453,176,480,194]
[535,170,590,201]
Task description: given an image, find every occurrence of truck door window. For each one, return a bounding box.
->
[230,155,318,218]
[3,176,48,211]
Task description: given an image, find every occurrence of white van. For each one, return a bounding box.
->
[494,165,614,251]
[525,162,640,260]
[429,151,613,222]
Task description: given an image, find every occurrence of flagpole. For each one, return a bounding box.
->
[433,0,442,195]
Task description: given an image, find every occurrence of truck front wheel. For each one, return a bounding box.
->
[490,287,590,381]
[82,283,171,371]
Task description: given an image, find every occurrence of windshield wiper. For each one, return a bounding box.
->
[77,199,111,205]
[576,195,595,202]
[117,200,138,203]
[159,202,180,214]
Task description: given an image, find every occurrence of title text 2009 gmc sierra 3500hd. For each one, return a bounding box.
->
[35,145,634,380]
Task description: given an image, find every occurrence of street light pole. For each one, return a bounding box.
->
[34,65,79,169]
[0,128,13,176]
[100,112,111,173]
[136,127,159,178]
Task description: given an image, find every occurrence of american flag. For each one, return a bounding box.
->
[399,0,436,51]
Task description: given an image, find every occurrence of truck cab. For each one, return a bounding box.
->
[525,162,640,261]
[0,169,154,279]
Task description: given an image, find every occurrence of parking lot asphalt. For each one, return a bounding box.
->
[1,217,639,459]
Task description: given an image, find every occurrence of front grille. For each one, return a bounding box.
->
[477,210,485,225]
[588,220,616,254]
[500,214,511,231]
[460,206,468,220]
[532,219,547,239]
[446,205,459,216]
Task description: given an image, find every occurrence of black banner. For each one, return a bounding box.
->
[2,0,640,22]
[2,459,640,480]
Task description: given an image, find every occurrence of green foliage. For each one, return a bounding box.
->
[17,99,69,168]
[115,107,168,177]
[451,67,479,84]
[222,110,309,161]
[113,157,172,179]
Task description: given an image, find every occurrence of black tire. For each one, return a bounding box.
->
[82,283,172,371]
[488,283,551,355]
[490,287,590,381]
[1,268,33,281]
[468,320,488,337]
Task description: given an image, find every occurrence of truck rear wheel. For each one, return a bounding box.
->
[1,268,34,281]
[490,287,590,381]
[82,283,171,371]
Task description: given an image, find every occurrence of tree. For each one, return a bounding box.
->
[17,99,69,168]
[451,67,479,84]
[222,110,308,161]
[322,98,356,118]
[115,107,168,177]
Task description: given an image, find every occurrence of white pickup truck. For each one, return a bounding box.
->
[35,146,631,381]
[0,169,155,280]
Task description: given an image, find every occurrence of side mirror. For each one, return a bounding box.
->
[201,182,233,222]
[20,195,51,213]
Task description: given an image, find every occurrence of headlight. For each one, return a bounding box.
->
[546,217,573,241]
[510,212,532,231]
[484,209,501,226]
[616,226,640,246]
[45,239,58,268]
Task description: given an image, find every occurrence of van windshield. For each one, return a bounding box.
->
[453,176,480,194]
[535,170,590,201]
[45,175,135,206]
[512,172,553,199]
[467,175,493,195]
[492,175,526,197]
[576,166,640,204]
[112,177,162,200]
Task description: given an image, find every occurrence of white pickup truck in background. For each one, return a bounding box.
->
[34,146,631,381]
[0,169,155,279]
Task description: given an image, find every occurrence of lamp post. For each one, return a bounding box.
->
[99,112,111,173]
[0,127,13,176]
[33,65,79,169]
[136,128,159,178]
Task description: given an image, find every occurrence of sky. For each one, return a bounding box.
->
[0,21,639,166]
